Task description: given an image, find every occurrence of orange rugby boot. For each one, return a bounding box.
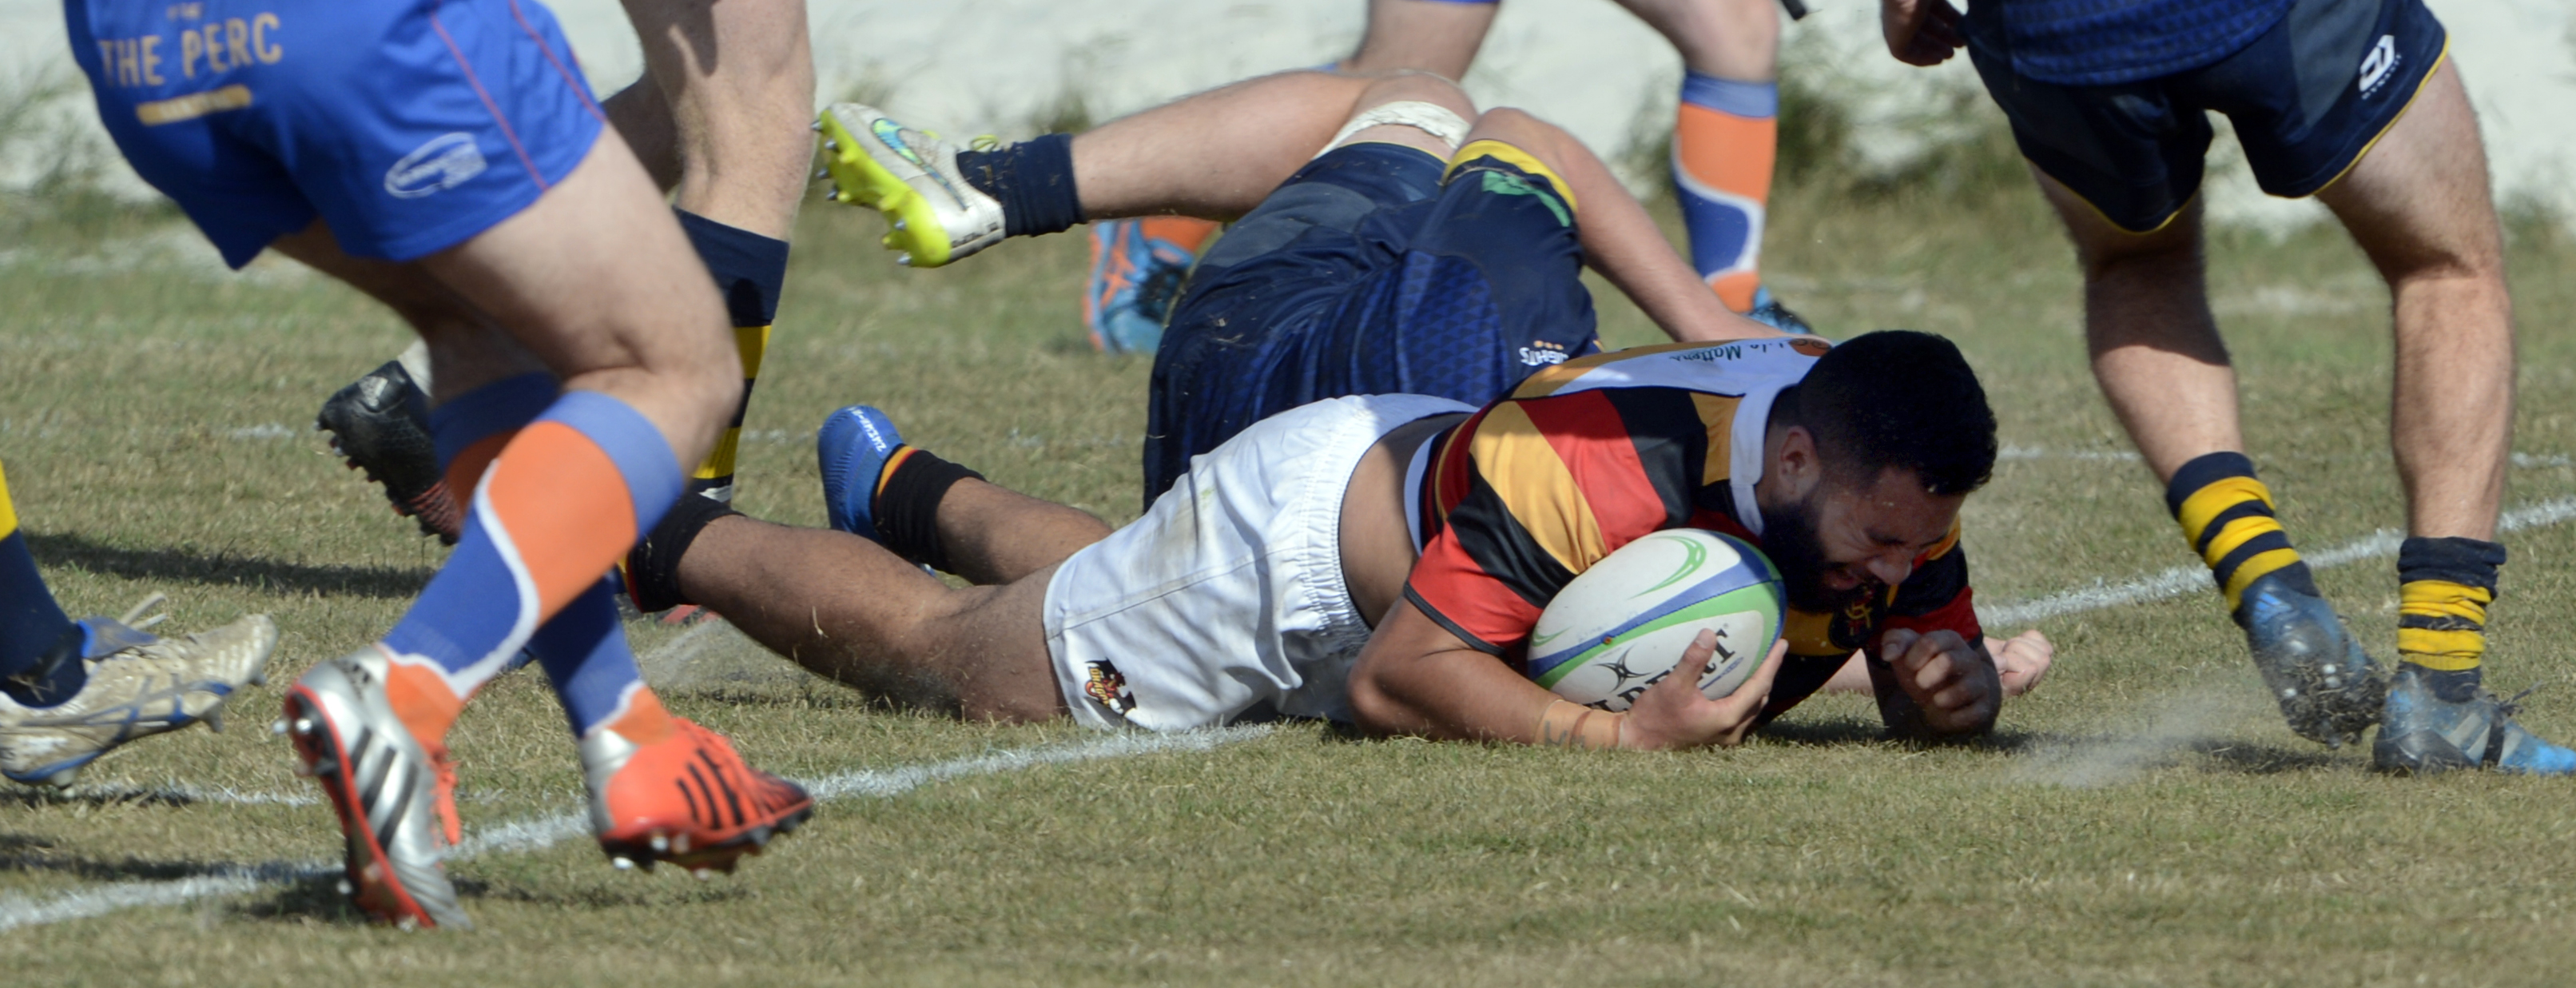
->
[582,695,813,875]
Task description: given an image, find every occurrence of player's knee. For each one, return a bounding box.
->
[1461,107,1564,160]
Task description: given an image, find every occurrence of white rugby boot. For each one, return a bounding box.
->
[0,596,276,787]
[815,102,1005,268]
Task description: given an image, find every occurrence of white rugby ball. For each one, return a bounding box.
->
[1527,528,1783,711]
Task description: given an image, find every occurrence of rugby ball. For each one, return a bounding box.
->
[1527,529,1783,711]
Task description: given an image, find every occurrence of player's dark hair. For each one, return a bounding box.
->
[1783,330,1996,496]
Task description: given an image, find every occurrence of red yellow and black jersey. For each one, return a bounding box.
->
[1403,337,1982,664]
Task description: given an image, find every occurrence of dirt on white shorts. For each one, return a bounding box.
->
[1044,394,1474,731]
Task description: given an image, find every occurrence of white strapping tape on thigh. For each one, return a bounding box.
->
[1314,101,1473,159]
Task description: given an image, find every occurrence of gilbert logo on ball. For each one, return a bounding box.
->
[1527,529,1784,711]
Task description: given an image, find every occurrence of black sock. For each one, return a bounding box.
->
[625,492,742,613]
[874,449,984,574]
[955,133,1083,239]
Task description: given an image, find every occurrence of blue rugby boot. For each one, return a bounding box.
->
[1744,286,1815,336]
[1084,218,1209,355]
[2375,667,2576,775]
[819,405,905,540]
[2233,570,2387,747]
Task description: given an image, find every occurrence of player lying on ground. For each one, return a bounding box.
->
[0,460,276,787]
[639,83,2016,740]
[821,70,1768,504]
[66,0,812,928]
[1882,0,2567,771]
[626,329,2001,746]
[1082,0,1813,354]
[821,71,2050,695]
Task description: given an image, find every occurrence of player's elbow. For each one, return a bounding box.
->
[1345,661,1413,737]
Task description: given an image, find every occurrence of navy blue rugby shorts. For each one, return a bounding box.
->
[1963,0,2447,233]
[1143,140,1602,504]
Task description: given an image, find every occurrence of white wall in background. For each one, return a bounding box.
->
[4,0,2568,229]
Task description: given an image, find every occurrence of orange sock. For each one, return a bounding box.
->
[1674,73,1778,313]
[600,686,676,744]
[1136,216,1222,253]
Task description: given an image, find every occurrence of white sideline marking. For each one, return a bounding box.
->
[1979,495,2576,628]
[0,726,1270,934]
[0,863,330,934]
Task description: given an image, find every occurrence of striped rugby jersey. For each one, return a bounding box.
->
[1404,337,1982,663]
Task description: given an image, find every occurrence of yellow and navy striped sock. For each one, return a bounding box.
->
[690,322,771,502]
[2395,536,2506,702]
[674,211,792,504]
[2166,452,2318,614]
[0,459,81,699]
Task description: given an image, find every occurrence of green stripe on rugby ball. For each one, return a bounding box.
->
[1529,529,1783,711]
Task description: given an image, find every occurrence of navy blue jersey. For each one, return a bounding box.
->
[1984,0,2292,86]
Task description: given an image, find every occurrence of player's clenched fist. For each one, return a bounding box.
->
[1878,627,1999,736]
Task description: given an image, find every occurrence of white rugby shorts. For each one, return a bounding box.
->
[1044,394,1475,731]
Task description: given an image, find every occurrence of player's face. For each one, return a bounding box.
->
[1762,467,1962,611]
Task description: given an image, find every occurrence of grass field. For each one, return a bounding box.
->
[6,126,2576,986]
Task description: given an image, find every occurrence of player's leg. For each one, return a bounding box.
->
[1344,0,1499,78]
[1610,0,1802,329]
[271,133,796,926]
[1077,0,1497,358]
[2033,176,2386,745]
[599,0,812,504]
[818,70,1406,266]
[623,424,1077,719]
[1954,23,2384,747]
[657,513,1064,721]
[2304,62,2562,773]
[320,0,808,528]
[0,460,276,787]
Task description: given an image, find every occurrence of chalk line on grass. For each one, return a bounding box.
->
[0,726,1271,934]
[1978,495,2576,628]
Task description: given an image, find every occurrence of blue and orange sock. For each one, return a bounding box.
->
[0,460,82,706]
[1673,72,1777,313]
[381,379,682,740]
[675,211,789,505]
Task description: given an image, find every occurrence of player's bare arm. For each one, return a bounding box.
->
[1347,604,1786,750]
[1449,108,1782,344]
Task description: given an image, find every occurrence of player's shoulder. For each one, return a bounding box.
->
[1508,336,1830,400]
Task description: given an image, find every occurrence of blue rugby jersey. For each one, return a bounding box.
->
[1984,0,2292,86]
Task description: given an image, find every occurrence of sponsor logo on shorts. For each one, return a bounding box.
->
[1520,340,1570,367]
[1083,660,1136,715]
[2357,35,2400,98]
[384,133,487,199]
